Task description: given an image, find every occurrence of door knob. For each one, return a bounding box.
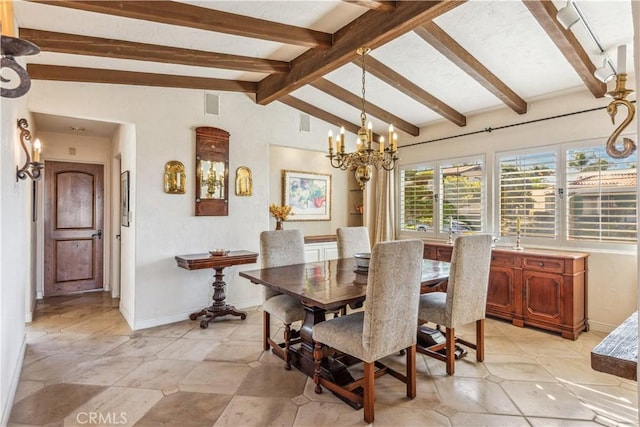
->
[91,229,103,239]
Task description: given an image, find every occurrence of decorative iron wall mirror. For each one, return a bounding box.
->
[195,127,229,216]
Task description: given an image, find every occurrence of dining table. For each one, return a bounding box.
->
[239,256,450,406]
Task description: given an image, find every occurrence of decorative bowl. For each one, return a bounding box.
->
[209,249,230,256]
[353,252,371,270]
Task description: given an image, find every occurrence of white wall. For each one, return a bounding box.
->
[0,98,30,424]
[398,87,638,332]
[26,82,334,329]
[269,145,349,235]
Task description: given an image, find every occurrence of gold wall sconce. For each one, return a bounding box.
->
[235,166,253,196]
[604,46,636,159]
[164,160,186,194]
[16,118,43,181]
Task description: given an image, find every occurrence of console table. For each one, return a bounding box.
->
[176,250,258,329]
[422,241,589,340]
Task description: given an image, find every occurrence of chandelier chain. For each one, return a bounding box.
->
[361,52,367,127]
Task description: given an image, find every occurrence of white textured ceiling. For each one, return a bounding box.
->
[11,0,637,138]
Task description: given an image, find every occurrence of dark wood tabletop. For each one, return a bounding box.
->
[240,258,450,312]
[175,250,258,270]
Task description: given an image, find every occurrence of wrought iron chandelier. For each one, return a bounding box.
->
[327,47,399,189]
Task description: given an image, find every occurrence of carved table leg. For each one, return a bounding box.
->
[190,266,247,328]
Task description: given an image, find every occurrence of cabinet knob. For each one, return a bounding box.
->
[539,262,544,267]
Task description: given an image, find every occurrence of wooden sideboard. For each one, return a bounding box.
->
[422,241,589,340]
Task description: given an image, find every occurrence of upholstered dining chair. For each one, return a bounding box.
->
[260,230,306,370]
[312,239,423,423]
[417,234,493,375]
[336,226,371,259]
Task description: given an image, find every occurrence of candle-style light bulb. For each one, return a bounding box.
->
[379,136,385,153]
[32,138,41,162]
[392,132,398,151]
[617,44,627,74]
[340,126,345,152]
[367,121,373,145]
[328,130,333,152]
[388,124,394,147]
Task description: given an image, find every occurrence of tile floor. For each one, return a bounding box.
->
[8,292,639,426]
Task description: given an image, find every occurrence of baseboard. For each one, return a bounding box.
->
[586,320,616,334]
[133,297,262,331]
[119,301,134,330]
[1,334,27,426]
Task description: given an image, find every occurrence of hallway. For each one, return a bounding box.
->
[8,292,638,426]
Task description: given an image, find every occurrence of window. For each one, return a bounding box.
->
[400,165,435,232]
[498,152,557,238]
[440,160,484,233]
[400,157,485,235]
[566,145,637,243]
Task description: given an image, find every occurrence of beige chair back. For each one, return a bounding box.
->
[337,226,371,259]
[362,239,423,360]
[260,230,306,300]
[446,234,493,327]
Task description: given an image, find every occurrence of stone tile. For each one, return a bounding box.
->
[67,334,131,355]
[483,335,524,355]
[292,401,364,426]
[12,380,45,404]
[483,354,556,382]
[205,340,263,363]
[501,379,596,419]
[62,386,163,426]
[235,365,307,398]
[537,356,623,386]
[228,323,263,342]
[9,383,107,425]
[511,335,583,359]
[115,358,198,389]
[564,382,638,425]
[448,412,530,426]
[179,361,252,394]
[140,320,195,338]
[103,336,176,358]
[432,376,520,415]
[422,351,490,378]
[214,395,298,427]
[157,338,221,361]
[62,356,144,386]
[136,391,232,426]
[528,418,603,426]
[27,332,89,352]
[20,352,94,383]
[182,322,239,341]
[373,404,451,426]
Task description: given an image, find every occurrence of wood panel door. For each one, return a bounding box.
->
[44,161,104,296]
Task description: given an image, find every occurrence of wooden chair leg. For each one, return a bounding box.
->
[283,323,292,370]
[476,319,485,362]
[263,311,271,351]
[313,342,323,394]
[445,327,455,375]
[363,361,375,423]
[406,345,416,399]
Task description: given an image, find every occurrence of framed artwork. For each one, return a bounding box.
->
[121,170,130,227]
[282,170,331,221]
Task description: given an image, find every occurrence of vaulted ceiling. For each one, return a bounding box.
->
[11,0,636,139]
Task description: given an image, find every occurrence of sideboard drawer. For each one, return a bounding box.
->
[491,253,519,268]
[522,256,564,273]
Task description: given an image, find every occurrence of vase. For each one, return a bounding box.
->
[275,220,284,230]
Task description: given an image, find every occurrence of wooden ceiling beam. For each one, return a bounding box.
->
[361,55,467,127]
[414,22,527,115]
[342,1,397,12]
[27,64,257,92]
[257,1,464,105]
[522,0,606,98]
[31,0,332,49]
[310,78,419,136]
[19,28,289,74]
